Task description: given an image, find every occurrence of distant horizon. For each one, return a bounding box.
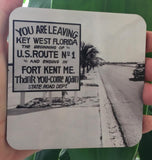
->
[8,61,144,66]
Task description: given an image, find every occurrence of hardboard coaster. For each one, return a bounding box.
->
[7,7,146,149]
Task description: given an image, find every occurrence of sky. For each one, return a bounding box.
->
[9,8,146,63]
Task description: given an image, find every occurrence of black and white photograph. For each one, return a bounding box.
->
[7,8,146,149]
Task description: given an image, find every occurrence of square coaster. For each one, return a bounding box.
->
[7,7,146,149]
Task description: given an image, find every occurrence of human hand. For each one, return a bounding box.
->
[0,0,36,160]
[142,31,152,134]
[0,0,152,159]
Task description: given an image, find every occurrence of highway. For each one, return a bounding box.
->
[98,64,143,146]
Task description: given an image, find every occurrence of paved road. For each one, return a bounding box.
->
[98,64,143,146]
[7,68,102,149]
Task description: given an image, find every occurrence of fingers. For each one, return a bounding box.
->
[145,58,152,81]
[0,0,23,15]
[143,83,152,105]
[0,53,7,144]
[143,115,152,134]
[142,31,152,133]
[145,31,152,82]
[0,11,9,49]
[143,31,152,105]
[0,0,23,52]
[11,150,37,160]
[146,31,152,53]
[0,0,22,149]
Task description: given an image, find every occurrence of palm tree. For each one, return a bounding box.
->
[80,42,99,75]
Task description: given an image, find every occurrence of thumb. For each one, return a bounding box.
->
[0,0,23,15]
[0,0,23,49]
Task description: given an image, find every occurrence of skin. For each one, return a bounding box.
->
[142,31,152,133]
[0,0,152,159]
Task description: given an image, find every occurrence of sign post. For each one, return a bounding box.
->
[20,92,25,106]
[12,20,81,94]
